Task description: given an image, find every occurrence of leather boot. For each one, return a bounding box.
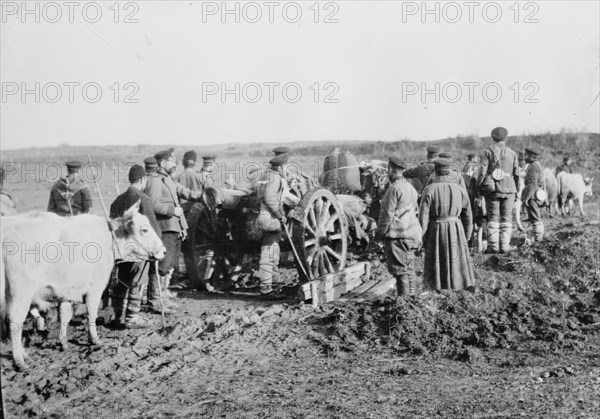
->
[396,276,410,297]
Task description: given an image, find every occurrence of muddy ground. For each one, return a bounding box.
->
[2,202,600,418]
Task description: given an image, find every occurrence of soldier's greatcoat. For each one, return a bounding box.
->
[419,177,475,291]
[145,171,202,237]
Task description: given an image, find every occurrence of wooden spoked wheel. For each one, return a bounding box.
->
[291,189,348,281]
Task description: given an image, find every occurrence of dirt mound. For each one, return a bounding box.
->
[310,223,600,360]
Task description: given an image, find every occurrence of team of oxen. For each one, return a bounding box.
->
[0,156,595,370]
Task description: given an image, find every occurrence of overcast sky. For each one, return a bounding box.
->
[1,1,599,150]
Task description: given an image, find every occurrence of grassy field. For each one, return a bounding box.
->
[2,131,599,214]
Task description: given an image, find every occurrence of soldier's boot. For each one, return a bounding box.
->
[259,240,280,296]
[163,269,178,299]
[124,286,152,328]
[485,221,500,254]
[110,296,127,329]
[396,276,410,297]
[533,222,545,242]
[499,222,514,253]
[147,272,176,314]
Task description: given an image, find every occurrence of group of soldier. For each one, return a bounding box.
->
[12,148,291,329]
[0,130,560,325]
[375,126,555,296]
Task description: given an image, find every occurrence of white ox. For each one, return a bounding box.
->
[1,203,165,369]
[556,172,594,216]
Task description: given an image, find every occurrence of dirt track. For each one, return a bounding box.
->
[2,205,600,418]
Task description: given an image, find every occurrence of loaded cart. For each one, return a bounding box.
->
[184,149,386,305]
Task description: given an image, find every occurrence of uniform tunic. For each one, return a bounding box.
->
[145,170,203,276]
[255,168,286,293]
[47,177,93,216]
[376,178,421,280]
[176,168,214,212]
[419,177,475,291]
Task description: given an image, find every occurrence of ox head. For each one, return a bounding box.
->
[584,176,594,197]
[114,201,166,262]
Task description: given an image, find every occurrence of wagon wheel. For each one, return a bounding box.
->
[186,193,240,291]
[291,189,348,282]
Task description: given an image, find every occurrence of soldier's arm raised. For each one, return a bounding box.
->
[175,181,203,202]
[402,165,420,179]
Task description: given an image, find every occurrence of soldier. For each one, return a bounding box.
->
[176,150,215,288]
[463,153,478,177]
[47,161,93,216]
[423,153,467,191]
[375,157,421,296]
[522,147,545,242]
[145,148,204,313]
[476,127,519,254]
[555,154,573,176]
[177,151,213,211]
[420,158,475,290]
[200,155,217,186]
[403,145,440,194]
[255,154,289,296]
[109,165,161,329]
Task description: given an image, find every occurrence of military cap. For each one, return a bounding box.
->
[65,160,83,169]
[183,150,197,162]
[272,146,291,156]
[524,147,540,156]
[426,145,441,154]
[388,156,407,169]
[439,152,453,159]
[467,153,476,158]
[491,127,508,141]
[202,155,216,164]
[143,157,158,170]
[154,148,175,162]
[434,158,451,168]
[128,164,146,183]
[269,154,289,167]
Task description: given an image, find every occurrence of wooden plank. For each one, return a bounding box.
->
[298,262,370,301]
[310,282,319,307]
[337,279,379,301]
[318,274,365,304]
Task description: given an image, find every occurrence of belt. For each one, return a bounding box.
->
[435,217,459,223]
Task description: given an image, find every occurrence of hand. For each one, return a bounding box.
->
[174,207,184,218]
[279,216,287,225]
